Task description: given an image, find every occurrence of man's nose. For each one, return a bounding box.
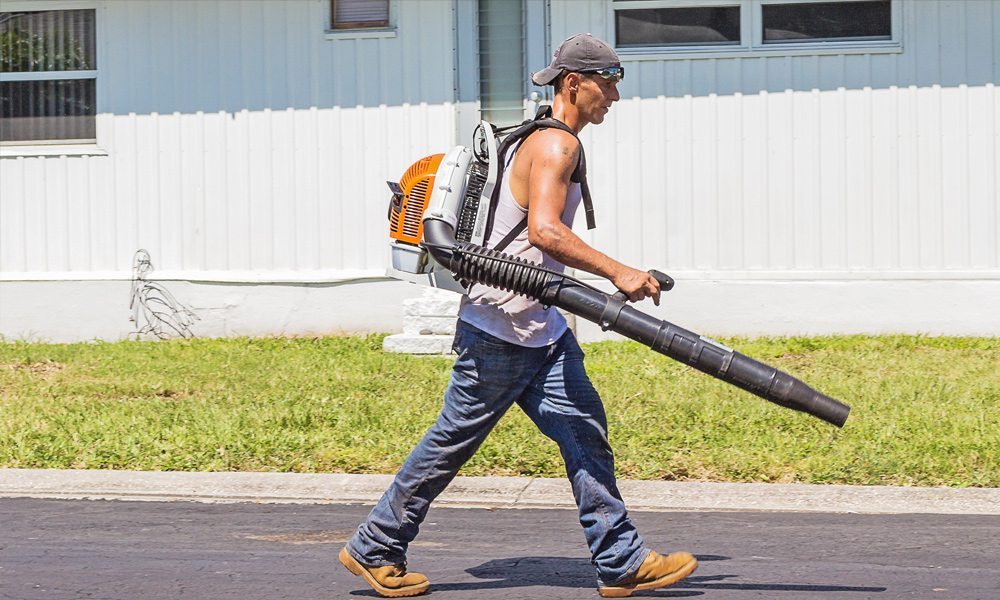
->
[610,84,620,102]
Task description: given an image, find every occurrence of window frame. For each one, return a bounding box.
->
[610,0,902,60]
[326,0,396,40]
[0,0,105,154]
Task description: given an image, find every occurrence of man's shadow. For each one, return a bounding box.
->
[349,554,887,597]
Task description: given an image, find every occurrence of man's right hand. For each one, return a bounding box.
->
[612,267,661,305]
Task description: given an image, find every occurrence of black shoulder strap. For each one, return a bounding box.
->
[493,219,528,254]
[489,105,596,253]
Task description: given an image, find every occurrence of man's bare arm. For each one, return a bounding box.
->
[522,130,660,304]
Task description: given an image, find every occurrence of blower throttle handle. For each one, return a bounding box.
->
[613,269,675,302]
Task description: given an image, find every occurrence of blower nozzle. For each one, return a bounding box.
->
[422,218,851,428]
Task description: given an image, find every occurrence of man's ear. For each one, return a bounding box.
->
[564,72,583,95]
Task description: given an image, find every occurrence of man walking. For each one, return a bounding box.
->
[340,33,697,598]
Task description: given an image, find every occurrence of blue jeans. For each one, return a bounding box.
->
[347,319,649,585]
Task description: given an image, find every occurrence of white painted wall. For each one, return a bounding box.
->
[0,277,428,342]
[1,0,998,342]
[1,0,456,277]
[3,276,997,344]
[553,0,1000,277]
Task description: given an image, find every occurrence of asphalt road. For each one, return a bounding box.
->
[1,498,997,600]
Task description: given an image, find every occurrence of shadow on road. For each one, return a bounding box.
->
[678,573,887,593]
[348,554,886,597]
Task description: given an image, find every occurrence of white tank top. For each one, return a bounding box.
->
[458,139,583,347]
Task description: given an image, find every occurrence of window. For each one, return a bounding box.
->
[0,8,97,145]
[617,6,741,47]
[762,1,890,43]
[612,0,897,55]
[331,0,389,30]
[479,0,525,126]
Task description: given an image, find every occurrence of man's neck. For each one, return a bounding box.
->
[550,97,587,134]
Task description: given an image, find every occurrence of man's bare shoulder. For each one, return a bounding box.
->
[519,128,580,172]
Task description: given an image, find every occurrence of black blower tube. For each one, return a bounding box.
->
[423,218,850,428]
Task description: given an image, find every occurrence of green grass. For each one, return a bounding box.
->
[1,335,997,487]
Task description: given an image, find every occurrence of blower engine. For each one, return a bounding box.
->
[385,117,850,428]
[388,123,499,293]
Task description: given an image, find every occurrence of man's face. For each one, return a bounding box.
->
[575,72,620,125]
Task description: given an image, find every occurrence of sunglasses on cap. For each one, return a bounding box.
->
[580,66,624,83]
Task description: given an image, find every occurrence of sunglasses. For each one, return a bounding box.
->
[580,66,624,83]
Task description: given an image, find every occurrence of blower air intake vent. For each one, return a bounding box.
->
[389,153,444,245]
[403,180,429,239]
[389,203,401,231]
[455,160,490,243]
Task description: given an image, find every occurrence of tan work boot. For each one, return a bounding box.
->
[338,547,430,598]
[597,550,698,598]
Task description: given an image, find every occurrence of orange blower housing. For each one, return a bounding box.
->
[388,153,444,246]
[385,122,499,293]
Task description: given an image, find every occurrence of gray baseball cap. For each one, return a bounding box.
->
[531,33,621,86]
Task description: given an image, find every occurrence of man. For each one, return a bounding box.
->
[340,33,697,598]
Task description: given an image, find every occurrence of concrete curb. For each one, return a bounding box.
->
[1,469,998,515]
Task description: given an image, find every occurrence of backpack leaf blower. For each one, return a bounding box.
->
[386,108,850,428]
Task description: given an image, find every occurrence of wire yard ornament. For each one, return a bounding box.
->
[128,249,199,340]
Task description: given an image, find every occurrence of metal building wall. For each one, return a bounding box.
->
[551,0,999,279]
[2,0,997,341]
[0,0,456,279]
